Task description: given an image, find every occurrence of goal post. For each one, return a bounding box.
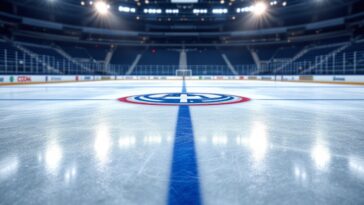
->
[176,69,192,77]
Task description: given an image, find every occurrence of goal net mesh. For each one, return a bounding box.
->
[176,69,192,76]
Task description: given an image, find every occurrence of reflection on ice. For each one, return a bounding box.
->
[212,135,228,146]
[64,165,77,184]
[311,141,331,171]
[166,135,173,143]
[118,136,136,149]
[248,122,268,161]
[0,155,19,180]
[45,141,63,175]
[293,164,307,184]
[349,155,364,179]
[237,122,269,162]
[144,135,162,144]
[94,124,112,165]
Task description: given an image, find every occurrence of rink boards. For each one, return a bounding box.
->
[1,75,364,84]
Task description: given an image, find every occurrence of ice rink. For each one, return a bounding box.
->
[1,80,364,205]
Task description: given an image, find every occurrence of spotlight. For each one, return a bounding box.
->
[119,6,136,13]
[193,9,208,14]
[94,1,109,15]
[166,9,179,14]
[212,8,228,14]
[252,2,267,16]
[143,8,162,14]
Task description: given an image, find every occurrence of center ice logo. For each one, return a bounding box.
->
[118,93,250,106]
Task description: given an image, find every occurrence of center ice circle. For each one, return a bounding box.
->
[118,93,250,106]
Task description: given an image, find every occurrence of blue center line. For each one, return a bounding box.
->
[168,80,201,205]
[181,80,187,94]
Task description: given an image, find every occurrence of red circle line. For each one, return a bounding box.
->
[118,93,251,106]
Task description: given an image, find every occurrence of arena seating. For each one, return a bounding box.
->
[139,49,179,65]
[61,46,91,59]
[187,49,225,65]
[272,46,304,60]
[1,38,364,75]
[222,47,255,65]
[111,47,142,65]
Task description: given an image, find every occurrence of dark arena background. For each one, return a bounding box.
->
[1,0,364,204]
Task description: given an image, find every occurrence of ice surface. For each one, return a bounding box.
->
[0,80,364,204]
